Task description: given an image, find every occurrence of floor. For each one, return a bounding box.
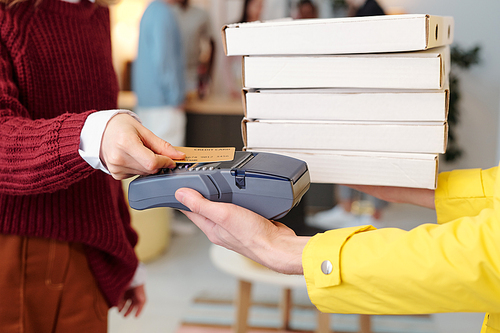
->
[108,203,485,333]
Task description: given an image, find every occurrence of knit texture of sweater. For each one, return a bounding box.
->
[0,0,138,306]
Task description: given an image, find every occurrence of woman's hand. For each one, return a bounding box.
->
[175,188,310,275]
[117,284,146,318]
[100,114,185,180]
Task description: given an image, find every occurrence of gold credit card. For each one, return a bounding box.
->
[173,147,236,163]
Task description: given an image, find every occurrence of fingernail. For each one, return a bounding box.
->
[175,189,185,204]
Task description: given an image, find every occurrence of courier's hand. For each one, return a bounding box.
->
[100,114,185,180]
[175,188,310,275]
[347,185,435,210]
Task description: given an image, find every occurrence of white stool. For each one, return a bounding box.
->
[209,244,331,333]
[209,244,372,333]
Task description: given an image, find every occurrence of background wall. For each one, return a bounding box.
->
[379,0,500,170]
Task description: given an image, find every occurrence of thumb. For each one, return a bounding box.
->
[176,188,254,230]
[138,127,186,160]
[175,188,205,213]
[175,188,230,224]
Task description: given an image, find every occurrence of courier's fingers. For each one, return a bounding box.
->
[175,188,234,226]
[175,188,264,230]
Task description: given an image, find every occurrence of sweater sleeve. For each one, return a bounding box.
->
[0,40,95,195]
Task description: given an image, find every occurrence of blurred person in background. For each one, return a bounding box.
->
[132,0,186,146]
[173,0,216,99]
[223,0,264,98]
[296,0,317,19]
[346,0,384,17]
[239,0,264,23]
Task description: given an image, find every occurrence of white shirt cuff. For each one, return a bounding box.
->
[79,109,141,174]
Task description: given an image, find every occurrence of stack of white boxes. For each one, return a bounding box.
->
[222,14,454,189]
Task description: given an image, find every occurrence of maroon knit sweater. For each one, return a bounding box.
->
[0,0,138,306]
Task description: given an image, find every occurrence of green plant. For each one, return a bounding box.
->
[444,45,481,162]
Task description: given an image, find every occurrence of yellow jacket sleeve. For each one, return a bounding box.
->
[303,165,500,317]
[435,167,496,224]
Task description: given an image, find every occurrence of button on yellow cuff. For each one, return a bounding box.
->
[302,225,376,289]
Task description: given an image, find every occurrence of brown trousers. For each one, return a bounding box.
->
[0,234,108,333]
